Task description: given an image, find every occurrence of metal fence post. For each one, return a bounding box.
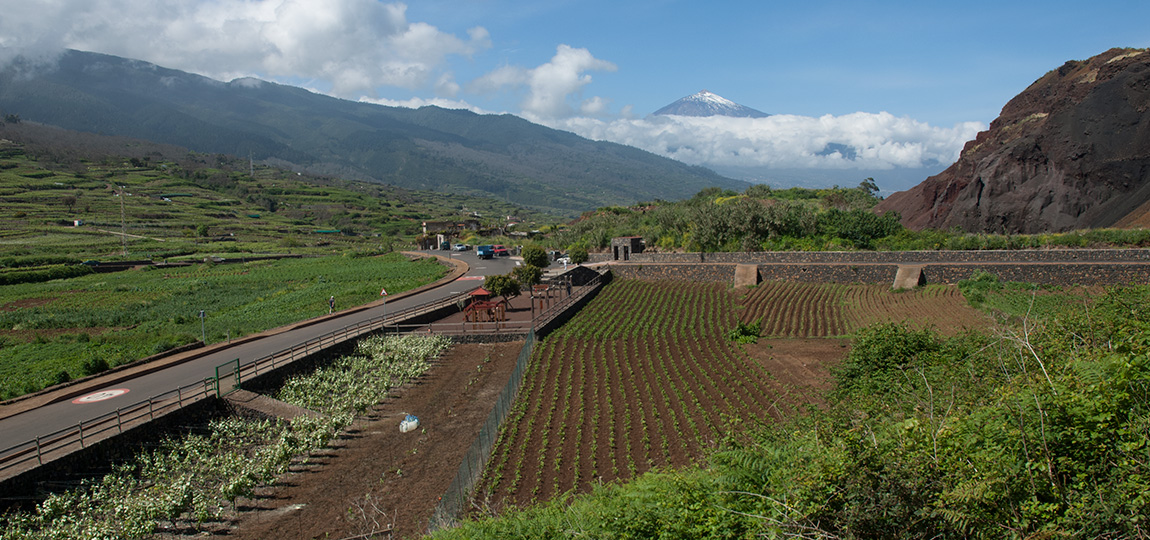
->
[35,435,42,465]
[116,408,123,433]
[78,421,84,448]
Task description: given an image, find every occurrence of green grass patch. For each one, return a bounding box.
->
[958,270,1095,323]
[0,253,446,400]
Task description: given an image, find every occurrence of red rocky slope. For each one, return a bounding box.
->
[876,48,1150,234]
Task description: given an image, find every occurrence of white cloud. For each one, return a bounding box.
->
[358,95,488,113]
[0,2,980,178]
[470,65,528,93]
[434,72,461,98]
[579,96,611,117]
[0,0,489,98]
[470,44,616,120]
[550,112,983,171]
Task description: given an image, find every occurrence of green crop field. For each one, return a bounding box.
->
[0,253,446,400]
[0,128,554,263]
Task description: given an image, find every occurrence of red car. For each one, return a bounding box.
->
[492,245,510,257]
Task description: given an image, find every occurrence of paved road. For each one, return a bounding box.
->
[0,251,520,454]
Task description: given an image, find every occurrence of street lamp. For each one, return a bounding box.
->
[198,310,206,344]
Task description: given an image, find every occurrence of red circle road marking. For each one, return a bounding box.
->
[72,388,130,404]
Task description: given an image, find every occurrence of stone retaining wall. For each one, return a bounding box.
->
[607,264,735,283]
[920,263,1150,285]
[608,261,1150,286]
[589,248,1150,265]
[755,264,899,284]
[449,333,530,344]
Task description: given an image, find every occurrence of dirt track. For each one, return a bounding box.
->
[218,341,523,540]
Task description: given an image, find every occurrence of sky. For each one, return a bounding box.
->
[2,0,1149,188]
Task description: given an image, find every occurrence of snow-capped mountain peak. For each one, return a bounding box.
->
[652,90,769,118]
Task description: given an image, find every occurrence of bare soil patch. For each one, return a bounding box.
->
[0,297,56,311]
[743,338,851,409]
[217,341,523,540]
[0,327,121,343]
[738,282,991,338]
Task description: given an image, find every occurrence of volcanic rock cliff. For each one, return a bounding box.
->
[876,48,1150,234]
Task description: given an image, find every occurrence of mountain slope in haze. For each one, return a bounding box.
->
[652,90,769,118]
[876,48,1150,234]
[0,50,747,216]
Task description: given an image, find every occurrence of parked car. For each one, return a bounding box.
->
[492,244,509,257]
[452,243,468,251]
[439,241,450,250]
[556,256,571,265]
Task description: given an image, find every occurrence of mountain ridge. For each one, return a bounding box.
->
[0,50,748,216]
[652,90,769,118]
[876,48,1150,233]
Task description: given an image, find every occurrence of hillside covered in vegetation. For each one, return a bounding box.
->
[0,121,551,261]
[556,180,1150,253]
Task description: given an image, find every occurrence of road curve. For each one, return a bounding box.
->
[0,251,519,454]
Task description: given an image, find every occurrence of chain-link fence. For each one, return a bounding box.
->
[428,331,534,531]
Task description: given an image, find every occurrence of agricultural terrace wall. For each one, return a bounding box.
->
[608,261,1150,286]
[918,263,1150,286]
[588,248,1150,264]
[607,263,735,283]
[448,333,531,344]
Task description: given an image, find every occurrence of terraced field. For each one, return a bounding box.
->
[737,282,987,337]
[474,279,988,512]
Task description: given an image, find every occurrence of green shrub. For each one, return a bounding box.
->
[833,322,941,397]
[150,341,176,356]
[727,320,761,344]
[521,245,549,268]
[50,370,71,386]
[957,269,1000,307]
[80,356,110,376]
[511,264,542,287]
[0,264,95,286]
[568,245,589,265]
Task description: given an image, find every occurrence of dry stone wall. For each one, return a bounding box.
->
[589,249,1150,264]
[595,250,1150,286]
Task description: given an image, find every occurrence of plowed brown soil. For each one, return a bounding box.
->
[174,282,988,537]
[218,341,523,540]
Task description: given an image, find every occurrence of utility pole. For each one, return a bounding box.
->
[118,186,127,256]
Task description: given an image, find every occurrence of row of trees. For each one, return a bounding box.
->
[553,178,1150,254]
[554,181,899,252]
